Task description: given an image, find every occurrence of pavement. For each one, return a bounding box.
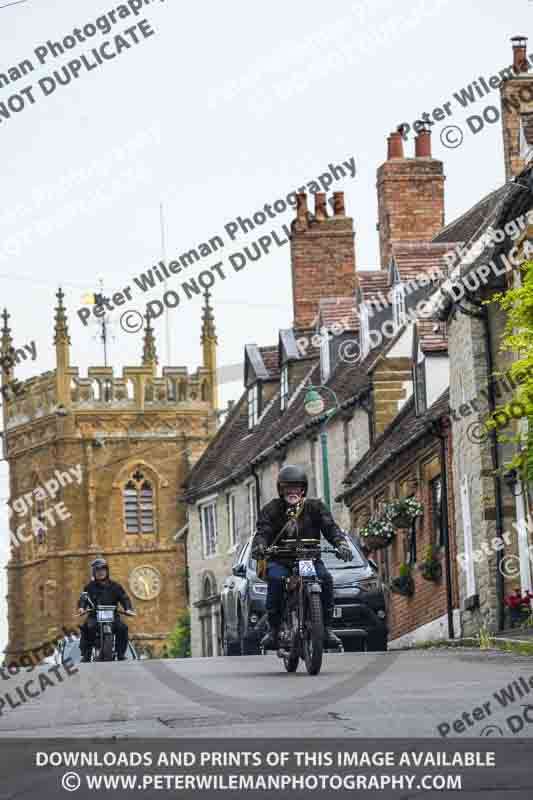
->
[1,646,533,738]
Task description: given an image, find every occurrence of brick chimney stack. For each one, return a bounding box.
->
[290,191,356,329]
[501,36,533,180]
[376,127,445,269]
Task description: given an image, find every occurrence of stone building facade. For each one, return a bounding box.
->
[2,290,218,662]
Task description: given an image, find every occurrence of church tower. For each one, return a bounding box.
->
[4,291,218,661]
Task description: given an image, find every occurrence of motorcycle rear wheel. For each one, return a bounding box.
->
[303,593,323,676]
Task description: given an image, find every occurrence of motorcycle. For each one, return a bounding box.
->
[262,540,342,676]
[78,592,136,662]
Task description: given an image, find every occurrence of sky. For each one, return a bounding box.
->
[0,0,529,653]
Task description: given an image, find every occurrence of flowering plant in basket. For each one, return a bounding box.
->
[359,516,395,550]
[385,497,423,528]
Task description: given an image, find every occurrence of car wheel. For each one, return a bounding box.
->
[367,631,388,651]
[222,617,239,657]
[237,612,260,656]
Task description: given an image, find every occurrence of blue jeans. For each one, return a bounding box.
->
[265,559,334,629]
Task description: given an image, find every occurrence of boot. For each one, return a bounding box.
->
[260,626,280,651]
[323,627,342,649]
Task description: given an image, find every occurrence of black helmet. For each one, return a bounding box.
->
[277,464,308,497]
[91,558,109,579]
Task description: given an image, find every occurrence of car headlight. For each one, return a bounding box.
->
[250,582,267,594]
[358,578,381,592]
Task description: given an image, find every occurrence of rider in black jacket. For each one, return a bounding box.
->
[78,558,134,662]
[251,464,352,650]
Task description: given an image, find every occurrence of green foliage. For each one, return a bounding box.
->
[488,259,533,480]
[167,609,191,658]
[398,562,411,578]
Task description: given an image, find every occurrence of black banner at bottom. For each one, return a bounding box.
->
[0,738,531,798]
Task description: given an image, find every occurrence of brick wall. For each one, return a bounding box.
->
[290,191,356,329]
[347,429,458,643]
[500,39,533,180]
[376,132,445,269]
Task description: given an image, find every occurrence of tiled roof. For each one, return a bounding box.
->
[259,345,279,377]
[432,184,510,245]
[338,389,450,499]
[391,241,455,282]
[318,297,359,331]
[182,335,395,500]
[416,319,448,353]
[356,270,390,308]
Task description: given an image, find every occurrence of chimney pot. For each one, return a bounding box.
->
[387,131,404,159]
[512,35,529,74]
[333,191,345,216]
[314,192,327,220]
[415,128,432,157]
[296,192,308,224]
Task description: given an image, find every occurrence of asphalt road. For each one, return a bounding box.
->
[1,647,533,738]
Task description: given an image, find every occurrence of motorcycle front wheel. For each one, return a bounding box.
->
[303,592,323,676]
[282,618,299,673]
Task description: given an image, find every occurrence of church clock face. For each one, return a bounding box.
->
[129,565,162,601]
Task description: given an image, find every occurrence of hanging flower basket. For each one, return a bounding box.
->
[385,497,424,529]
[359,516,395,550]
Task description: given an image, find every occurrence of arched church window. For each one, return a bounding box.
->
[123,468,155,534]
[178,380,187,401]
[201,381,209,401]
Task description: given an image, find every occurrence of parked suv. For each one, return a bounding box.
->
[221,535,388,655]
[221,539,267,655]
[325,536,388,651]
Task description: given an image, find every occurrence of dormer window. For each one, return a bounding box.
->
[247,383,259,428]
[393,283,406,328]
[280,364,289,410]
[360,304,370,359]
[320,330,331,383]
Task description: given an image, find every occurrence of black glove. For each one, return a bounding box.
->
[336,540,353,562]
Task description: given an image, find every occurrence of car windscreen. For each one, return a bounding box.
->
[320,537,367,568]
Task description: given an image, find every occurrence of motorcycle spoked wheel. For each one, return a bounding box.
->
[282,614,300,673]
[302,592,324,676]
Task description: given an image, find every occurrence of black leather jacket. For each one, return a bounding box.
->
[252,497,344,564]
[79,579,132,614]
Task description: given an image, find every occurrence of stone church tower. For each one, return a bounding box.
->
[3,289,218,661]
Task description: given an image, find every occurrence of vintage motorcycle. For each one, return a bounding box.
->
[78,592,136,662]
[262,540,342,676]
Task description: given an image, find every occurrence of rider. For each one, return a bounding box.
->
[78,558,134,662]
[251,464,353,651]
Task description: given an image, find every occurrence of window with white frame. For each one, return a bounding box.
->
[393,283,406,328]
[200,502,217,557]
[280,364,289,410]
[360,304,370,359]
[227,492,237,549]
[247,384,259,429]
[320,329,331,383]
[248,482,258,534]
